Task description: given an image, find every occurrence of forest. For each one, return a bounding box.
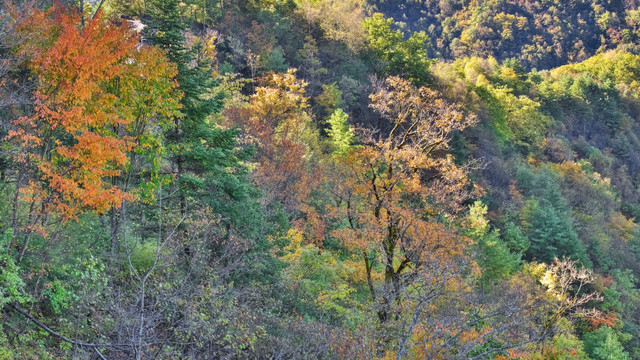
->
[2,0,640,358]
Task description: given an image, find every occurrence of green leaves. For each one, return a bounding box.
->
[521,198,585,264]
[41,280,70,315]
[326,109,355,157]
[583,326,631,360]
[363,13,432,84]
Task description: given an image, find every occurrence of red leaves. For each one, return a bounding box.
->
[11,4,179,219]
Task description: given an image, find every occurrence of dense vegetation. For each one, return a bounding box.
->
[2,0,640,358]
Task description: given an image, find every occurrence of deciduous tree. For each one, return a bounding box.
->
[10,5,179,244]
[330,76,479,325]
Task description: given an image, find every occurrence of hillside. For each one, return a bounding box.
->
[1,0,640,358]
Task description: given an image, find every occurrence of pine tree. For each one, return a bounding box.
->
[583,326,631,360]
[521,198,588,264]
[326,109,355,157]
[144,0,260,228]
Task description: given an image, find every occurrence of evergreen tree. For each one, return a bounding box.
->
[583,326,631,360]
[326,109,355,156]
[144,0,260,229]
[521,198,588,265]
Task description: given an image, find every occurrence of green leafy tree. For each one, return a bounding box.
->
[363,13,432,84]
[264,46,289,73]
[326,109,355,157]
[145,0,259,227]
[521,198,587,264]
[467,201,520,284]
[503,221,530,255]
[583,326,631,360]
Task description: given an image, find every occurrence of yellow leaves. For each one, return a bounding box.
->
[552,161,612,190]
[343,258,380,284]
[185,29,219,74]
[527,257,603,319]
[467,201,489,238]
[609,212,637,243]
[281,228,305,259]
[539,266,562,299]
[494,12,528,40]
[295,0,365,51]
[250,69,309,135]
[524,261,549,280]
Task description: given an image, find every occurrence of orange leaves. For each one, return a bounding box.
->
[232,69,322,215]
[327,77,479,325]
[11,4,180,218]
[25,9,136,105]
[45,132,135,213]
[586,311,619,329]
[331,77,480,245]
[402,325,494,360]
[366,76,480,214]
[369,76,476,145]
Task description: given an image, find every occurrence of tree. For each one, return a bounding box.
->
[521,198,588,264]
[9,5,179,258]
[537,257,604,329]
[106,0,148,17]
[145,0,257,228]
[296,37,327,94]
[1,4,183,358]
[583,326,631,360]
[230,70,320,215]
[467,201,521,285]
[330,76,479,325]
[294,0,366,51]
[514,165,590,265]
[326,109,355,157]
[363,13,432,85]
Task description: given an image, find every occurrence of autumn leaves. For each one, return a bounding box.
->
[10,6,180,219]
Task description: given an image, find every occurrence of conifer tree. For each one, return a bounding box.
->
[326,109,355,157]
[144,0,258,227]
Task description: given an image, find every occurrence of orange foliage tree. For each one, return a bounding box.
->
[329,76,480,324]
[226,69,326,241]
[10,5,180,221]
[248,70,318,210]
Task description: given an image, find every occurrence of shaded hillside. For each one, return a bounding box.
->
[372,0,640,69]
